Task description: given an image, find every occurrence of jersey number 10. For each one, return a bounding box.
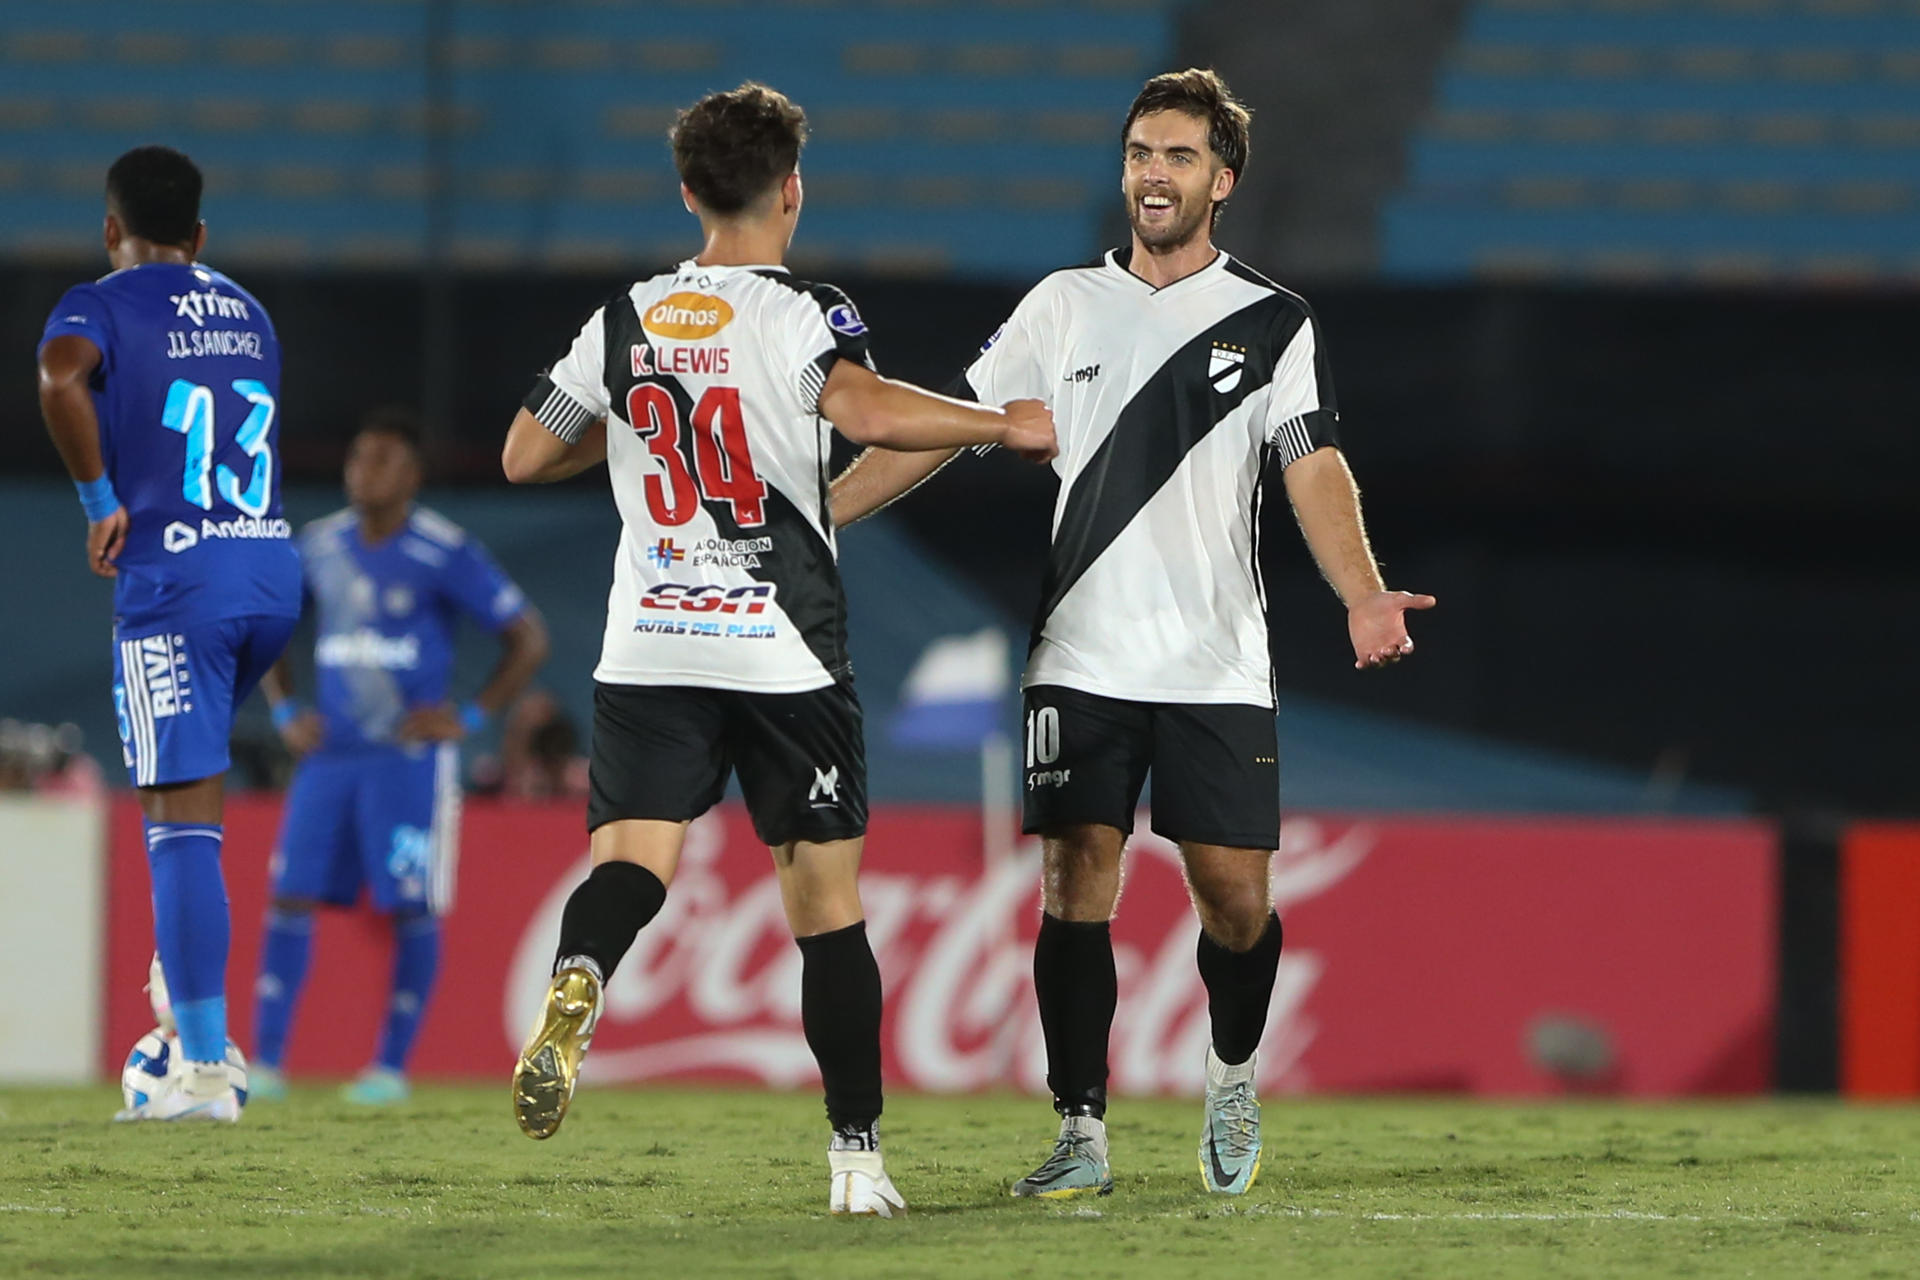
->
[161,378,277,517]
[626,385,768,529]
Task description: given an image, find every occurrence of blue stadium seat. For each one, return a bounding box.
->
[1383,0,1920,281]
[0,1,1175,277]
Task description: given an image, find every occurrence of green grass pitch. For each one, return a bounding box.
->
[3,1086,1917,1278]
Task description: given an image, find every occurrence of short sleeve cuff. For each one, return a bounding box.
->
[523,375,597,445]
[798,348,869,415]
[489,583,527,629]
[38,320,108,361]
[1271,408,1341,468]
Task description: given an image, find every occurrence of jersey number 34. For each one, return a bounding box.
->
[161,378,277,517]
[626,385,768,529]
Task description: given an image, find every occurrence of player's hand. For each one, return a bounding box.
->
[397,704,466,743]
[86,507,128,578]
[999,399,1058,464]
[1348,590,1436,670]
[277,709,325,758]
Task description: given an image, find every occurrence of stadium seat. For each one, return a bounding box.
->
[0,1,1176,274]
[1383,0,1920,281]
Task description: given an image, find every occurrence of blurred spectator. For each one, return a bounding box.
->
[471,690,589,800]
[0,718,105,799]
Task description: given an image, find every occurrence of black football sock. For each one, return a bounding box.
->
[1196,911,1284,1066]
[797,921,884,1140]
[553,860,667,982]
[1034,913,1116,1119]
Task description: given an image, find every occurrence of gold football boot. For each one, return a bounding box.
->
[512,965,602,1139]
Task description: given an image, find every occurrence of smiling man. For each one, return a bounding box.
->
[830,68,1435,1198]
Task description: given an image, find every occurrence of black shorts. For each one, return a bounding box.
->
[1021,685,1279,850]
[588,680,868,847]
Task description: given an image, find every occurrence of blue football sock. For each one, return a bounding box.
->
[145,821,230,1063]
[375,913,440,1073]
[253,908,315,1068]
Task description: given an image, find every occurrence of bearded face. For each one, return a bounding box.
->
[1122,109,1233,253]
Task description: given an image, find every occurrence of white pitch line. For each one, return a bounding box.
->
[1205,1203,1806,1225]
[1265,1207,1786,1224]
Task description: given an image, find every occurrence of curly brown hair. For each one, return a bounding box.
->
[670,83,809,216]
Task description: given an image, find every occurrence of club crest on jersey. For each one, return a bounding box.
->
[826,302,867,337]
[643,292,734,341]
[1209,343,1246,393]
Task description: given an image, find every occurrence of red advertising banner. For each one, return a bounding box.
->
[1839,823,1920,1097]
[106,797,1777,1096]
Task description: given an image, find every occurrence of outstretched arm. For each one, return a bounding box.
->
[38,335,126,577]
[830,445,962,527]
[818,358,1054,458]
[1281,447,1435,669]
[819,359,1053,526]
[502,411,607,484]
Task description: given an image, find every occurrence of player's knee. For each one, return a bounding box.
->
[1191,881,1272,951]
[1041,836,1122,920]
[783,883,864,937]
[774,843,864,936]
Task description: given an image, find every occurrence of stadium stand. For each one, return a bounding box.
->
[1382,0,1920,282]
[0,0,1175,277]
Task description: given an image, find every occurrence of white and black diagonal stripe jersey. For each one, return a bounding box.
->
[524,259,873,693]
[959,247,1340,708]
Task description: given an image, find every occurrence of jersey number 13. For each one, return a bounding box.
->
[161,378,277,517]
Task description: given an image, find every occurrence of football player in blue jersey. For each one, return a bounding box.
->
[38,146,302,1122]
[252,409,548,1104]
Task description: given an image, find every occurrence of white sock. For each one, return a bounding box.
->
[1060,1113,1108,1161]
[555,954,604,984]
[828,1148,885,1176]
[1207,1045,1257,1089]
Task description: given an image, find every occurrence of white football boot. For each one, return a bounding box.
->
[828,1147,907,1217]
[115,1060,239,1124]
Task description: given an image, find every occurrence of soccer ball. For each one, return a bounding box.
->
[120,1026,250,1109]
[120,1027,173,1108]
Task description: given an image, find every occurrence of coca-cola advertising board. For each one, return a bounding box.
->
[105,796,1777,1096]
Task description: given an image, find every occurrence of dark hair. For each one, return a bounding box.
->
[1122,69,1252,226]
[105,146,203,245]
[356,406,424,459]
[670,82,808,216]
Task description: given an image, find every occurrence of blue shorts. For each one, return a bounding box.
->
[112,614,296,788]
[270,745,463,914]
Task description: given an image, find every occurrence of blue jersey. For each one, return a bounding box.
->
[300,507,527,752]
[40,261,301,630]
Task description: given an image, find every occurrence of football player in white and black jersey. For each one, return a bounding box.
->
[833,70,1435,1198]
[496,84,1054,1216]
